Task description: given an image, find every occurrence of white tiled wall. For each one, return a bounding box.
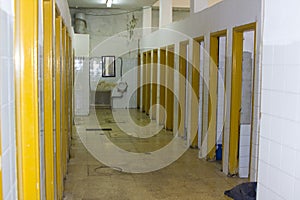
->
[0,0,17,199]
[257,0,300,199]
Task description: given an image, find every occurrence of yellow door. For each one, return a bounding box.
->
[43,0,55,198]
[15,0,41,198]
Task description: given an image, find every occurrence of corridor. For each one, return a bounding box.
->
[1,0,300,199]
[64,108,244,200]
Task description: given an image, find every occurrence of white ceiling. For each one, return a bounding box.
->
[68,0,159,9]
[68,0,190,9]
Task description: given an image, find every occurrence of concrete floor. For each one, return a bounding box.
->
[64,109,245,200]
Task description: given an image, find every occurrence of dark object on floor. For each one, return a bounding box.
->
[224,182,257,200]
[86,128,112,131]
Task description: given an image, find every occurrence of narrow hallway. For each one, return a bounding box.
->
[64,108,244,200]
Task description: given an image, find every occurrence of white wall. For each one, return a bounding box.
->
[0,0,17,199]
[257,0,300,199]
[141,0,262,177]
[74,34,90,115]
[70,8,190,109]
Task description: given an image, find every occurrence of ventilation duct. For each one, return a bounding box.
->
[74,13,87,34]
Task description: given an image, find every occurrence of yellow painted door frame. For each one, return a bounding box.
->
[151,49,158,120]
[137,53,141,108]
[229,23,256,175]
[55,14,63,200]
[14,0,41,198]
[165,45,175,130]
[159,48,166,125]
[43,0,55,199]
[145,51,152,114]
[61,25,67,179]
[207,30,227,160]
[142,52,147,112]
[178,41,188,137]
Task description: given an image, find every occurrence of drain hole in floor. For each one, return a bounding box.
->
[86,128,112,131]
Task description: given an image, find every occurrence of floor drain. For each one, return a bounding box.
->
[86,128,112,131]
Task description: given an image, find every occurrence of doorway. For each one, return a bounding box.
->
[151,50,158,120]
[229,23,256,177]
[178,41,189,138]
[165,45,175,131]
[207,31,227,162]
[191,37,205,148]
[159,48,166,125]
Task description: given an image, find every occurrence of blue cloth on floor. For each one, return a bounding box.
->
[224,182,257,200]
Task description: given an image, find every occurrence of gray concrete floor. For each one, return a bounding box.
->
[64,109,245,200]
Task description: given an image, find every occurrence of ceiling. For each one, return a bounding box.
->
[153,0,190,8]
[68,0,159,9]
[68,0,190,9]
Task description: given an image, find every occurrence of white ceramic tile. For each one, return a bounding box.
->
[294,179,300,200]
[282,120,300,150]
[240,135,251,147]
[239,156,250,168]
[269,191,284,200]
[273,46,287,66]
[269,166,282,196]
[295,150,300,179]
[0,58,9,106]
[284,42,300,65]
[257,184,269,200]
[259,137,270,164]
[2,150,11,195]
[239,145,250,157]
[280,146,296,177]
[284,93,300,121]
[269,141,281,168]
[1,105,9,151]
[279,172,295,200]
[0,13,9,57]
[0,0,14,15]
[285,67,300,94]
[261,89,272,114]
[239,167,249,178]
[272,65,286,91]
[258,161,270,188]
[270,116,283,144]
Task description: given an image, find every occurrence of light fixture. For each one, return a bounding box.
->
[106,0,112,7]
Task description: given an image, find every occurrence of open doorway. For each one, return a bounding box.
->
[165,45,175,131]
[198,40,205,148]
[178,41,189,139]
[229,23,256,178]
[191,37,205,148]
[158,48,166,125]
[207,31,227,164]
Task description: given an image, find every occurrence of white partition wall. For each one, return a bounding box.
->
[0,1,17,199]
[74,34,90,115]
[258,0,300,199]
